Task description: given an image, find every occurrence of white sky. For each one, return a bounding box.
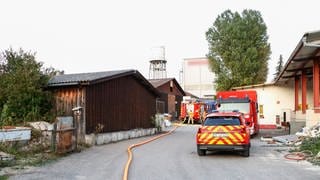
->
[0,0,319,82]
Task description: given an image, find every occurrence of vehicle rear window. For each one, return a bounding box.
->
[204,116,240,126]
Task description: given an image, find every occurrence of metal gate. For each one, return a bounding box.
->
[52,116,76,153]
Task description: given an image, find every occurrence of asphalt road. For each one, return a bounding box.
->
[9,125,320,180]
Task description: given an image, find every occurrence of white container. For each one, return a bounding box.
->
[0,127,31,142]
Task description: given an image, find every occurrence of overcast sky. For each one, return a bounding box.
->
[0,0,319,82]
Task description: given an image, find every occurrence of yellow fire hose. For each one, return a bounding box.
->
[123,125,179,180]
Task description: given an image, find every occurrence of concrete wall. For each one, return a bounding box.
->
[182,58,216,98]
[85,128,158,146]
[306,109,320,127]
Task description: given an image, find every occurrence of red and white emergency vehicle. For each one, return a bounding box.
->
[196,111,251,157]
[180,101,203,122]
[216,90,259,135]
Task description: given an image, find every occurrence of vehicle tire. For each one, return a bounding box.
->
[242,147,250,157]
[197,146,206,156]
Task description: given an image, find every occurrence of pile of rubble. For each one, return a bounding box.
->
[261,123,320,163]
[295,123,320,138]
[0,151,14,161]
[263,122,320,146]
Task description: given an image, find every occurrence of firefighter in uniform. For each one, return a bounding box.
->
[187,110,194,124]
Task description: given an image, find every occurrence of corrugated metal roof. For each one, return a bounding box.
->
[48,69,160,97]
[275,30,320,84]
[48,69,135,86]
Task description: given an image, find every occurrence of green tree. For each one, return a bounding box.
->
[206,9,271,90]
[0,48,57,126]
[273,54,284,81]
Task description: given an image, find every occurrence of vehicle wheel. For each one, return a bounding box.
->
[242,147,250,157]
[197,147,206,156]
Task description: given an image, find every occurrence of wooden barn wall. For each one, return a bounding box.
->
[157,82,184,96]
[175,95,183,119]
[168,94,176,115]
[86,76,157,134]
[159,93,169,113]
[157,82,184,119]
[52,87,85,116]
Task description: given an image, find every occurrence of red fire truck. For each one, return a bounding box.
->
[216,90,259,135]
[180,100,216,123]
[180,101,203,123]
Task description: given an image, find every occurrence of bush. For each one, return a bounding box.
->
[300,137,320,155]
[0,48,57,126]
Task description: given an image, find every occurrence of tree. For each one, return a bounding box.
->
[273,54,284,81]
[0,48,57,126]
[206,9,271,90]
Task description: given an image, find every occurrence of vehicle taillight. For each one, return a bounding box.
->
[197,128,204,134]
[241,126,247,134]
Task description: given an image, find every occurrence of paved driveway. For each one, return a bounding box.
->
[9,125,320,180]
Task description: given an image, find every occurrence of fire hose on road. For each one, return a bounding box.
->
[122,125,180,180]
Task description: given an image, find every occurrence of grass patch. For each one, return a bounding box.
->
[0,175,9,180]
[299,137,320,165]
[300,137,320,155]
[0,142,60,168]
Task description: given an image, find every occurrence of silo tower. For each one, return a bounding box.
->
[149,46,167,79]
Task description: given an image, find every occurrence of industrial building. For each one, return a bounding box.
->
[181,57,216,98]
[233,30,320,132]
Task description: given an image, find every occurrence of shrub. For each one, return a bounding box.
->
[0,48,58,126]
[300,137,320,155]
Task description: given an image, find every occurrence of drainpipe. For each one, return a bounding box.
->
[302,37,320,47]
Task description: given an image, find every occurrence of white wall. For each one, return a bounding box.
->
[182,57,216,98]
[237,81,314,126]
[255,85,294,125]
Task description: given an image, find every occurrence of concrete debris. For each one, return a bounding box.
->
[260,136,273,142]
[272,135,299,145]
[295,123,320,138]
[28,121,53,143]
[28,121,53,131]
[164,119,171,127]
[271,122,320,146]
[0,151,15,161]
[294,141,302,146]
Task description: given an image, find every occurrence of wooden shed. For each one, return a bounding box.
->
[48,69,159,140]
[148,78,185,119]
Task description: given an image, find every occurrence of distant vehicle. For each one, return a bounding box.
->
[180,102,203,123]
[180,100,216,123]
[202,99,217,113]
[216,90,259,135]
[196,111,251,157]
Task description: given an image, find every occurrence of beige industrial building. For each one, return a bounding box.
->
[181,57,216,98]
[233,30,320,132]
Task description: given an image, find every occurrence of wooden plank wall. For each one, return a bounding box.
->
[52,86,86,143]
[85,76,157,134]
[53,87,85,116]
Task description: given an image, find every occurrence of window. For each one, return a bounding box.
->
[204,116,240,126]
[259,104,264,115]
[219,102,250,114]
